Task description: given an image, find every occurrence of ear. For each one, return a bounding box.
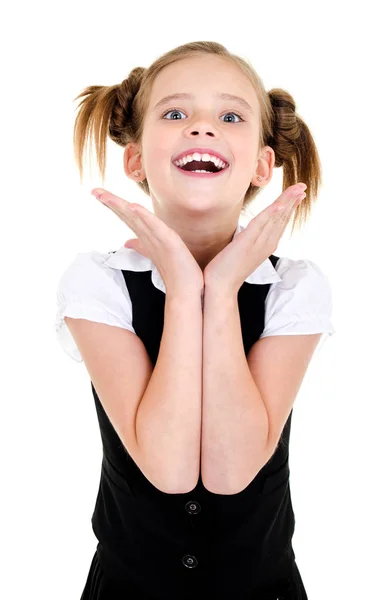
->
[123,143,144,180]
[252,145,275,187]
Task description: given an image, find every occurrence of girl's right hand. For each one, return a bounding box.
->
[92,188,204,296]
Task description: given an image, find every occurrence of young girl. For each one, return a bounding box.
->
[56,41,335,599]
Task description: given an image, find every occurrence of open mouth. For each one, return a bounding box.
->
[173,159,229,177]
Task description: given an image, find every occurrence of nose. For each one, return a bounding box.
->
[186,122,217,138]
[185,111,220,137]
[190,130,215,137]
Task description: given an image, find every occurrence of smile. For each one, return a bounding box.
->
[173,163,229,178]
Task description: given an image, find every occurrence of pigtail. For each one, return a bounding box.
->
[72,67,146,185]
[267,89,323,235]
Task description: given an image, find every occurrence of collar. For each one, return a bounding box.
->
[103,221,282,294]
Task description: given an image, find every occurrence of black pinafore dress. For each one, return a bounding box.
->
[80,253,308,599]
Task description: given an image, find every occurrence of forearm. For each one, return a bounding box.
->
[136,290,203,494]
[201,285,269,494]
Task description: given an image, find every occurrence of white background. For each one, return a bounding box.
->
[2,0,373,598]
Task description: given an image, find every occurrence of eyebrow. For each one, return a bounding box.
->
[152,92,255,116]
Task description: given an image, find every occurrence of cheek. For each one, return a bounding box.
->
[237,149,257,173]
[142,136,172,172]
[144,153,171,178]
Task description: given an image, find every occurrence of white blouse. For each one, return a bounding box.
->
[55,222,335,363]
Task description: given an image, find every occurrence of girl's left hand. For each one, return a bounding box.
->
[203,183,307,294]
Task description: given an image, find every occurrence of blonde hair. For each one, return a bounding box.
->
[73,41,322,235]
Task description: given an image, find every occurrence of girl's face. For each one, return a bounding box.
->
[127,54,271,223]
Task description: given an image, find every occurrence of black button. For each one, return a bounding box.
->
[182,554,198,568]
[185,500,201,515]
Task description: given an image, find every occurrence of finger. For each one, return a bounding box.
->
[277,191,306,224]
[101,200,141,236]
[273,183,307,211]
[246,184,306,232]
[248,189,305,246]
[92,188,133,206]
[130,205,180,248]
[95,190,162,241]
[267,192,305,239]
[124,238,151,258]
[92,188,136,221]
[93,188,147,237]
[96,193,169,257]
[119,203,166,250]
[274,194,305,242]
[92,188,138,215]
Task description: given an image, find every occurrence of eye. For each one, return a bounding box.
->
[162,109,187,120]
[161,109,244,123]
[222,112,243,123]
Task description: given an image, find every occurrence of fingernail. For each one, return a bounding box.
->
[92,189,105,199]
[292,185,306,197]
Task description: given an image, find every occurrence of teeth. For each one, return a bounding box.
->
[173,152,227,170]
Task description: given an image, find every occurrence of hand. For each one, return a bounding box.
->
[203,183,307,295]
[92,188,204,295]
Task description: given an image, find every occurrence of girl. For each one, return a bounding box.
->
[56,41,335,599]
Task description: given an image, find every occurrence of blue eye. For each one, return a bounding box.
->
[162,109,186,120]
[162,109,244,123]
[222,113,243,123]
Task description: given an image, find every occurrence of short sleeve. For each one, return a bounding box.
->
[260,257,335,354]
[55,251,135,362]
